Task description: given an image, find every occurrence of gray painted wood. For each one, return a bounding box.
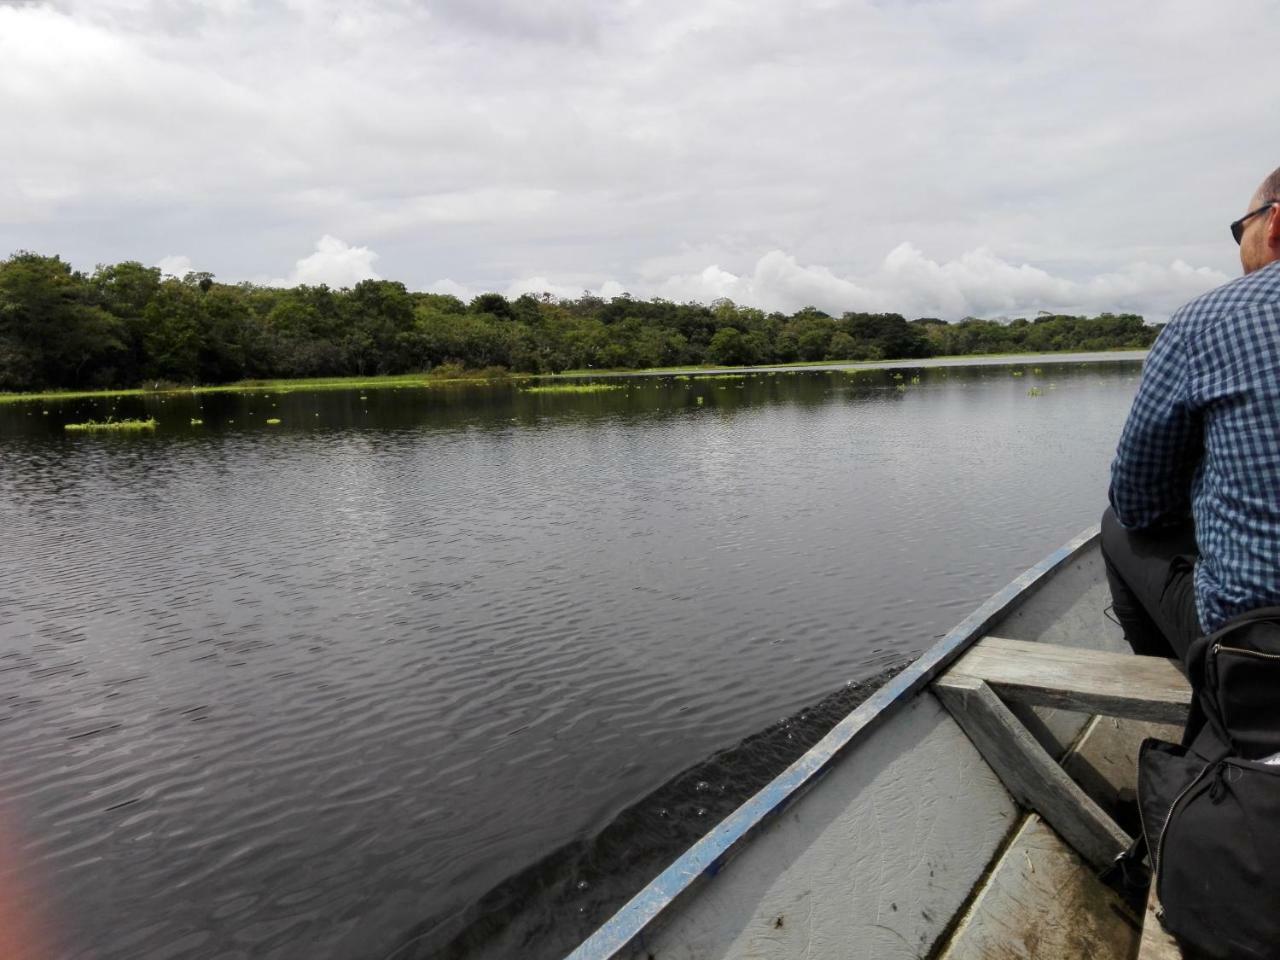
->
[989,549,1125,651]
[949,636,1191,725]
[937,814,1140,960]
[933,674,1130,871]
[633,694,1019,960]
[1063,714,1184,825]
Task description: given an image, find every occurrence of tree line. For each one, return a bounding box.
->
[0,251,1159,392]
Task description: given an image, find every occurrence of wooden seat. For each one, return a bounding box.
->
[934,637,1191,957]
[942,636,1191,725]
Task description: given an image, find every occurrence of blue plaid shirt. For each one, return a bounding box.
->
[1110,258,1280,633]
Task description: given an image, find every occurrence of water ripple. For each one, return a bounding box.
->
[0,364,1142,959]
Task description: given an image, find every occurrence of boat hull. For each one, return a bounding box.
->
[567,529,1164,960]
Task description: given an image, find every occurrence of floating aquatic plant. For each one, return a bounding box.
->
[64,418,157,432]
[523,384,624,395]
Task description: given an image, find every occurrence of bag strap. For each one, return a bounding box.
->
[1185,607,1280,749]
[1099,832,1150,912]
[1204,605,1280,642]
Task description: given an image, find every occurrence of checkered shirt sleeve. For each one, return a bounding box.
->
[1108,319,1201,529]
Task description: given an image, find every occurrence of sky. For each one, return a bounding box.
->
[2,0,1279,321]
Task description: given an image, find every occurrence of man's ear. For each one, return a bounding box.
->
[1267,203,1280,249]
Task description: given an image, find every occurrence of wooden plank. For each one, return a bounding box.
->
[946,636,1191,725]
[934,674,1130,871]
[1139,884,1183,959]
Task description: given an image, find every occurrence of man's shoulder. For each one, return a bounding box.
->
[1171,260,1280,330]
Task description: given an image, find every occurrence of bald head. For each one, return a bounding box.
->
[1240,166,1280,275]
[1253,166,1280,209]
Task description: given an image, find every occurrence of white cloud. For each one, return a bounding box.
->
[155,254,193,278]
[454,244,1228,322]
[425,275,627,304]
[366,188,559,234]
[426,0,606,44]
[426,278,474,299]
[642,245,1229,322]
[270,236,381,288]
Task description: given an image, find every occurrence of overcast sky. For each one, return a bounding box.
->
[3,0,1278,320]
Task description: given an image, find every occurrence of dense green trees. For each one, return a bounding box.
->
[0,251,1160,393]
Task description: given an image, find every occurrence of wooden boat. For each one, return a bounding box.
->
[564,526,1189,960]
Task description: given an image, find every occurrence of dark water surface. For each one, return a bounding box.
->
[0,361,1142,959]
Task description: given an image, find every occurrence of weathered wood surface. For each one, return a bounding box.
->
[947,636,1191,725]
[933,674,1130,871]
[937,814,1139,960]
[1063,715,1184,826]
[1139,885,1183,959]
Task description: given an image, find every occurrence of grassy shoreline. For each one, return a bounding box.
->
[0,347,1148,405]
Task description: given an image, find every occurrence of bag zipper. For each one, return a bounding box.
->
[1213,642,1280,660]
[1153,759,1219,892]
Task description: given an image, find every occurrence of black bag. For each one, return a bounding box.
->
[1136,606,1280,959]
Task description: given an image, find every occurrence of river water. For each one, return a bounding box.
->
[0,357,1143,959]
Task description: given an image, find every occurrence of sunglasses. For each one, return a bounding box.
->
[1231,201,1278,245]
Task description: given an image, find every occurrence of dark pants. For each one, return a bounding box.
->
[1100,507,1201,664]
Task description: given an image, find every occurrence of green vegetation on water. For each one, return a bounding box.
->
[0,367,512,405]
[64,418,157,432]
[522,384,624,395]
[1,250,1158,398]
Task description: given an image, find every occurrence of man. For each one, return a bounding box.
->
[1103,165,1280,662]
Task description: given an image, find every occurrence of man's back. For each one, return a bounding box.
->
[1111,257,1280,633]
